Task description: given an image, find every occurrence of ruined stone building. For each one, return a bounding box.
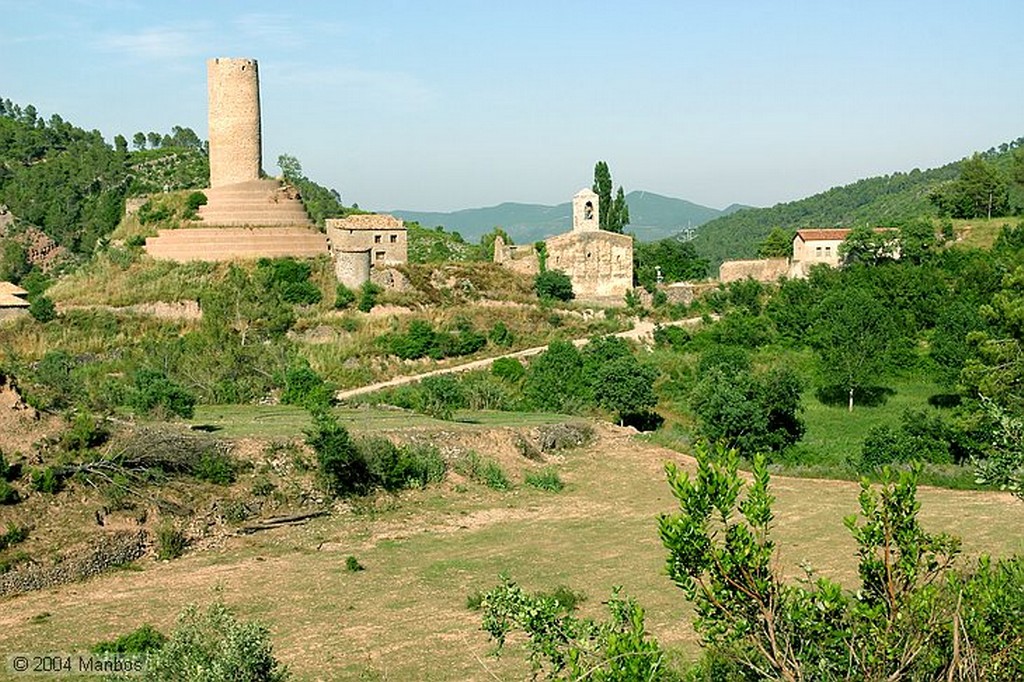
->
[145,58,329,261]
[325,214,408,289]
[544,189,633,301]
[492,235,540,277]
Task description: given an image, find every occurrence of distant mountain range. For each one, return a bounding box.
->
[390,191,751,244]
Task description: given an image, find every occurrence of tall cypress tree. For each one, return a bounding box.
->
[592,161,630,233]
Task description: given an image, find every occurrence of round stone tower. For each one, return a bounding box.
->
[207,57,262,188]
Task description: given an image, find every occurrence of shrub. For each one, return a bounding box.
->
[534,269,574,301]
[857,409,958,472]
[0,523,29,551]
[104,473,134,511]
[418,375,465,421]
[660,445,976,681]
[30,466,63,494]
[334,284,356,309]
[524,341,587,414]
[0,451,17,481]
[488,321,515,348]
[143,601,290,681]
[129,369,196,419]
[194,452,236,485]
[223,501,253,524]
[466,590,485,611]
[459,371,518,411]
[92,624,168,655]
[28,295,56,322]
[0,479,19,505]
[652,324,690,350]
[345,555,365,572]
[183,191,208,220]
[363,437,447,491]
[491,357,525,382]
[481,581,665,680]
[358,281,381,312]
[0,551,30,575]
[457,452,511,491]
[279,363,332,411]
[305,411,373,497]
[251,475,275,497]
[61,412,109,452]
[156,524,188,560]
[524,468,564,492]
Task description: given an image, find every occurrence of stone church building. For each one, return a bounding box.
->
[544,189,633,302]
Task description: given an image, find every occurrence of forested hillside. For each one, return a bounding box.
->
[0,99,207,259]
[692,138,1024,264]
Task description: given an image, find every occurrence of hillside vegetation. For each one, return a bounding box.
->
[692,137,1024,264]
[0,99,208,260]
[2,101,1024,680]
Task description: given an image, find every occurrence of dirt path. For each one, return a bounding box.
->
[335,315,708,401]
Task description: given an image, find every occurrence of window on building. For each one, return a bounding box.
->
[375,251,385,261]
[374,235,382,244]
[825,246,831,255]
[815,246,823,257]
[389,234,397,243]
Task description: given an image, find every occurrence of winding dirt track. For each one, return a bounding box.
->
[335,316,708,401]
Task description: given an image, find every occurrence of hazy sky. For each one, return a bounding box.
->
[3,1,1022,212]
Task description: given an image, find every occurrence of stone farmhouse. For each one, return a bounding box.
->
[325,214,408,289]
[719,227,900,282]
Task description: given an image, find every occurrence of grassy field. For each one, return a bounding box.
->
[1,415,1021,681]
[191,404,575,439]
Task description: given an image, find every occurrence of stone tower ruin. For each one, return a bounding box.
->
[145,57,330,261]
[207,57,262,187]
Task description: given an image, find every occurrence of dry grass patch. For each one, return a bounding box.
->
[1,422,1021,680]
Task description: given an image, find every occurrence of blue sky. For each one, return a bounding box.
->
[2,1,1022,212]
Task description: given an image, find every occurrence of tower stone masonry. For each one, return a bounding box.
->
[207,57,262,187]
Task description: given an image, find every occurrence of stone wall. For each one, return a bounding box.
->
[546,230,633,301]
[0,530,148,598]
[718,258,789,283]
[661,281,719,305]
[207,57,262,188]
[492,236,540,276]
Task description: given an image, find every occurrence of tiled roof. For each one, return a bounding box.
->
[795,229,852,241]
[0,281,28,296]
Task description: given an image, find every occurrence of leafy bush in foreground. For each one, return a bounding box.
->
[660,443,1024,680]
[143,602,289,681]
